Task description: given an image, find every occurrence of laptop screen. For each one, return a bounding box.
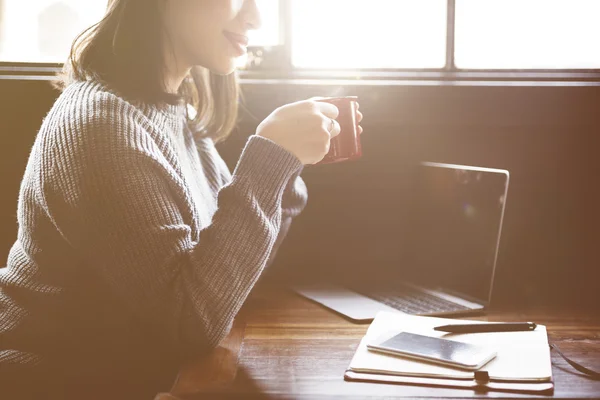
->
[404,162,509,305]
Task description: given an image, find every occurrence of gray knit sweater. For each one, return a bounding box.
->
[0,80,307,378]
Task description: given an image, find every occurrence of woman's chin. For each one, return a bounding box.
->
[204,59,237,76]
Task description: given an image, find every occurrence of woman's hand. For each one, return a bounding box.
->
[306,97,364,135]
[257,100,342,165]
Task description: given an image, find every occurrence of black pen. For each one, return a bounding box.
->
[433,322,537,333]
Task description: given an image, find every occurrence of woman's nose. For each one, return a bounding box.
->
[244,0,263,31]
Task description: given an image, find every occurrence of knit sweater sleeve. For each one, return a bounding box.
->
[282,171,308,220]
[264,170,307,270]
[41,97,303,357]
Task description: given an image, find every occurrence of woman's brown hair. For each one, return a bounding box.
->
[54,0,239,143]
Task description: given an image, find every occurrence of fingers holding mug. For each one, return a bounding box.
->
[315,100,340,120]
[313,96,362,165]
[314,100,341,138]
[327,117,341,138]
[356,103,364,135]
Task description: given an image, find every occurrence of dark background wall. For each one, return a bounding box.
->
[1,78,598,311]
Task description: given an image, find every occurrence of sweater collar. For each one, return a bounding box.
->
[140,100,188,135]
[86,79,189,135]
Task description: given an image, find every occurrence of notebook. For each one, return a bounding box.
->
[345,312,553,393]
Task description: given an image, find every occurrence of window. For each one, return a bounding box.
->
[455,0,600,69]
[0,0,107,63]
[290,0,447,69]
[1,0,599,77]
[250,0,600,73]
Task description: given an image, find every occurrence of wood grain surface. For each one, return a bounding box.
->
[163,284,600,400]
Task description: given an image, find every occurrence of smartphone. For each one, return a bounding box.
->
[367,332,497,371]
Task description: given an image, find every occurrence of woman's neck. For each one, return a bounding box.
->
[164,68,191,95]
[163,48,192,94]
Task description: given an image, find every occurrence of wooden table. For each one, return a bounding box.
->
[163,285,600,399]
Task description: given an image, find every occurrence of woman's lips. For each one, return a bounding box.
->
[223,31,249,56]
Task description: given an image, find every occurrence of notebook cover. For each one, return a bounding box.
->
[344,370,555,395]
[348,312,553,382]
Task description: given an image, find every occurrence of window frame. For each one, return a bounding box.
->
[1,0,600,83]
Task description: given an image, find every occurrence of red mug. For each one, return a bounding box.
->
[316,96,362,165]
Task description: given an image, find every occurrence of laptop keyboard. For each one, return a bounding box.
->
[362,287,471,315]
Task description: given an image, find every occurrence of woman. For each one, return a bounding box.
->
[0,0,362,398]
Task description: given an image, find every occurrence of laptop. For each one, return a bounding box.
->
[294,162,510,322]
